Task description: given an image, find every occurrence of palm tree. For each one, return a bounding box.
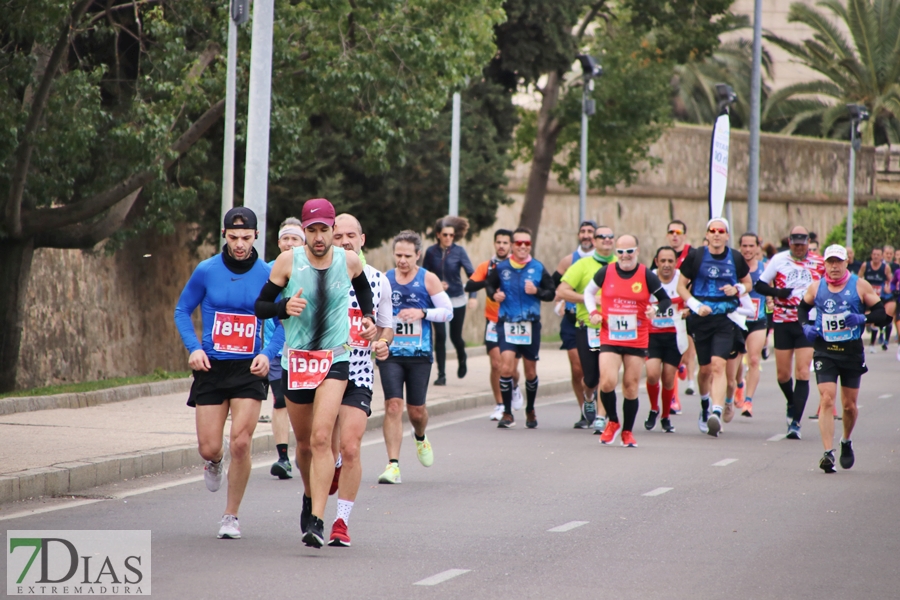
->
[763,0,900,147]
[672,37,774,129]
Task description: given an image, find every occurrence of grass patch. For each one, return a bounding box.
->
[0,368,190,399]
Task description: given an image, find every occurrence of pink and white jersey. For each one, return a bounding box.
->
[759,250,825,323]
[649,271,684,334]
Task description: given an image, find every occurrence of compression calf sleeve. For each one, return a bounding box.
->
[778,378,794,407]
[647,382,660,412]
[600,390,618,423]
[525,377,538,412]
[661,387,674,419]
[622,398,639,432]
[792,379,810,423]
[500,377,513,415]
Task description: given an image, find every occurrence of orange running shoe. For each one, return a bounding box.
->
[621,430,638,448]
[733,384,745,409]
[600,420,621,445]
[741,400,753,417]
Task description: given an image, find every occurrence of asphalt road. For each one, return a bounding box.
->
[4,351,900,599]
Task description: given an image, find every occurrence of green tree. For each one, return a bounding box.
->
[0,0,502,392]
[825,200,900,258]
[763,0,900,146]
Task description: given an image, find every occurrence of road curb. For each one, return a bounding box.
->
[0,378,573,506]
[0,378,193,416]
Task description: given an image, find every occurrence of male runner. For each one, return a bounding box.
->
[174,207,283,539]
[667,219,696,398]
[755,226,824,439]
[485,227,557,429]
[376,230,453,484]
[465,229,523,420]
[265,217,304,479]
[643,246,685,434]
[800,245,887,472]
[858,247,893,351]
[328,213,393,546]
[556,225,616,433]
[552,221,597,427]
[583,235,670,447]
[254,198,374,548]
[734,233,768,418]
[677,218,752,438]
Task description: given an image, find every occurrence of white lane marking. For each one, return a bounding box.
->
[0,499,104,522]
[643,487,673,497]
[414,569,470,586]
[712,458,738,467]
[548,521,589,532]
[767,434,786,442]
[879,394,892,399]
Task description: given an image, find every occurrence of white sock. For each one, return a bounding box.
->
[336,499,354,524]
[712,405,723,415]
[335,453,343,469]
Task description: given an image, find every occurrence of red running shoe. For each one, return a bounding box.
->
[670,395,682,415]
[600,421,621,445]
[328,518,351,547]
[329,464,342,496]
[733,384,745,409]
[621,430,638,448]
[741,400,753,417]
[678,364,687,381]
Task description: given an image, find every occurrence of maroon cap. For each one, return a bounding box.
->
[301,198,336,229]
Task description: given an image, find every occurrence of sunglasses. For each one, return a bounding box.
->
[440,233,455,238]
[616,247,637,255]
[594,233,614,240]
[707,228,727,234]
[667,228,684,235]
[513,240,532,247]
[790,235,809,243]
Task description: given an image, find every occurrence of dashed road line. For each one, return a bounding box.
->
[643,487,673,497]
[414,569,470,586]
[548,521,589,532]
[879,394,892,399]
[767,433,786,442]
[712,458,738,467]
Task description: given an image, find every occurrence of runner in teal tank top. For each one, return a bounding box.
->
[254,198,376,549]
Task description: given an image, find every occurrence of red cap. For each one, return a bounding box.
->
[301,198,336,229]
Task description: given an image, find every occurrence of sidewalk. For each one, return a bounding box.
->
[0,344,576,505]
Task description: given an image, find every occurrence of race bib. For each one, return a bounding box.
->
[587,327,601,349]
[608,313,638,341]
[822,311,853,343]
[211,312,257,354]
[286,349,333,390]
[485,320,498,343]
[348,308,370,348]
[748,297,764,321]
[651,305,676,329]
[504,321,532,345]
[393,316,423,347]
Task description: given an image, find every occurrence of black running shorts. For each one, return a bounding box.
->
[342,380,373,416]
[377,358,431,406]
[813,353,867,389]
[774,321,813,350]
[283,361,350,405]
[648,333,682,367]
[188,359,268,407]
[687,314,739,366]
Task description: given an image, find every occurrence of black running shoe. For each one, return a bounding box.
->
[300,495,312,534]
[498,414,515,429]
[644,410,658,431]
[457,356,467,378]
[660,418,675,433]
[270,458,293,479]
[302,516,325,548]
[761,346,769,360]
[840,440,855,469]
[434,375,446,386]
[573,417,590,429]
[819,450,836,474]
[526,411,538,429]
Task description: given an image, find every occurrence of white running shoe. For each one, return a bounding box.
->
[511,385,524,411]
[204,437,229,492]
[217,514,241,539]
[685,380,696,395]
[489,404,504,421]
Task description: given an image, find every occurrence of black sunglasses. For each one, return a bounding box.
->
[594,233,614,240]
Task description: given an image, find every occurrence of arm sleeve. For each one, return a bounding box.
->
[797,299,813,324]
[646,271,672,314]
[260,319,285,362]
[376,277,394,328]
[426,292,454,322]
[591,265,609,288]
[866,300,889,326]
[755,279,793,299]
[584,280,600,314]
[255,279,289,320]
[484,265,501,299]
[733,254,750,280]
[552,271,564,287]
[465,262,488,293]
[351,271,375,315]
[536,269,557,301]
[174,263,207,354]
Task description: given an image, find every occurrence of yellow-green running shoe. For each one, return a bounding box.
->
[415,434,434,467]
[377,462,401,484]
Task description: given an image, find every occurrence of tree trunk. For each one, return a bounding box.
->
[0,238,35,393]
[518,71,563,250]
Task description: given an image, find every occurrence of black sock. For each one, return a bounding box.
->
[778,378,794,408]
[792,379,810,422]
[622,398,639,432]
[276,443,288,461]
[525,377,539,412]
[390,459,399,465]
[414,433,425,442]
[600,390,618,423]
[701,397,710,412]
[500,377,513,414]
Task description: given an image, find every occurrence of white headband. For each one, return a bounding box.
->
[706,217,730,232]
[279,225,304,240]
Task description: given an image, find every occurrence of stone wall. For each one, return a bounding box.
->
[15,125,879,387]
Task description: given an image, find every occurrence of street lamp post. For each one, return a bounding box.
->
[747,0,763,234]
[576,55,603,224]
[220,0,250,229]
[846,104,870,250]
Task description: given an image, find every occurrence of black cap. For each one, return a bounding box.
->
[579,220,598,230]
[223,207,258,230]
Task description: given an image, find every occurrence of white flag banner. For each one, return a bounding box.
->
[708,112,730,219]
